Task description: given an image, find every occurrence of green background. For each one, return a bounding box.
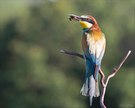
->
[0,0,134,108]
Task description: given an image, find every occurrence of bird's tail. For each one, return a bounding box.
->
[80,75,100,106]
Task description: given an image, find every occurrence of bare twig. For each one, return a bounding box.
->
[100,50,131,108]
[60,49,84,59]
[60,49,131,108]
[99,69,106,87]
[105,50,131,86]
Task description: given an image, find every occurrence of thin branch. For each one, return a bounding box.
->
[100,50,131,108]
[60,49,84,59]
[99,69,106,88]
[105,50,131,85]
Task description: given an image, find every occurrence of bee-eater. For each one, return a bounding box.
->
[69,14,106,106]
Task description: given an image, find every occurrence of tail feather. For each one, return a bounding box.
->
[94,81,100,97]
[80,75,99,106]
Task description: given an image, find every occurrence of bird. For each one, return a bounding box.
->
[69,14,106,106]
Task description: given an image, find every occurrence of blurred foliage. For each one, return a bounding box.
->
[0,0,134,108]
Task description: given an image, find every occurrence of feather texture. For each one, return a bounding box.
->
[82,31,106,79]
[81,29,106,105]
[80,75,95,106]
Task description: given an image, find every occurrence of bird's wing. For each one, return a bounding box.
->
[95,33,106,65]
[87,33,106,65]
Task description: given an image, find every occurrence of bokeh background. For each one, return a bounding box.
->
[0,0,134,108]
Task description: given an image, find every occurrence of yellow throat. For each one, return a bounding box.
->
[79,21,92,29]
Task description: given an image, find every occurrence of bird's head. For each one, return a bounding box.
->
[69,14,99,31]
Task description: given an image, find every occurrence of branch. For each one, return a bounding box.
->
[60,49,84,59]
[60,49,131,108]
[60,49,91,61]
[99,69,106,87]
[100,50,131,108]
[105,50,131,85]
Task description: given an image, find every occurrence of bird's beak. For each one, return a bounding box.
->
[69,14,81,21]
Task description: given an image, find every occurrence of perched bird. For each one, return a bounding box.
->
[69,14,106,106]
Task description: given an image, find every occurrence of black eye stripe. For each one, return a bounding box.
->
[82,18,89,22]
[81,18,87,21]
[81,18,95,24]
[89,20,95,25]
